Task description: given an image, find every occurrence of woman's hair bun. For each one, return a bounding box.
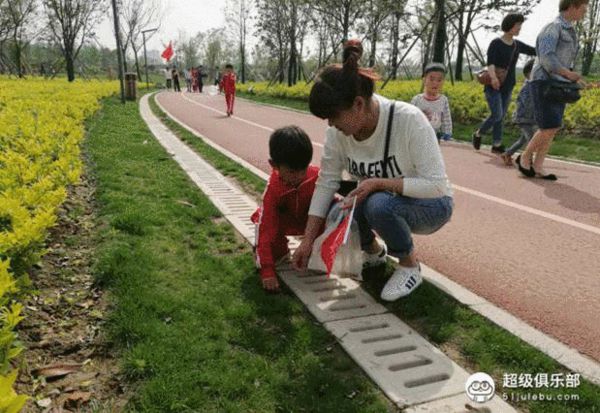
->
[343,39,363,66]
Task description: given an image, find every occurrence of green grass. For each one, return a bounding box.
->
[236,91,600,165]
[85,94,396,412]
[149,92,600,412]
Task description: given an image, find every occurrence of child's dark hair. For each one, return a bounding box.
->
[501,13,525,32]
[269,126,313,170]
[523,59,535,77]
[423,62,446,77]
[309,39,380,120]
[225,63,234,69]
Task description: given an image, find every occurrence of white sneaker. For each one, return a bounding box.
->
[380,265,422,301]
[363,244,387,268]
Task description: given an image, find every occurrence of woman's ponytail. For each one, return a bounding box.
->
[309,39,381,120]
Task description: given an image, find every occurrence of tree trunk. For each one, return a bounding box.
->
[133,47,142,79]
[390,12,400,80]
[66,53,75,82]
[454,8,466,81]
[432,0,446,64]
[343,6,350,42]
[581,0,600,75]
[369,33,377,67]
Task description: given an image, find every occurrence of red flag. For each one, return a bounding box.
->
[161,41,174,62]
[320,198,356,276]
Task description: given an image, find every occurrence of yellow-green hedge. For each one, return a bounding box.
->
[0,78,117,408]
[239,80,600,135]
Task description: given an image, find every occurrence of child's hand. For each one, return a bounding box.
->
[262,277,280,292]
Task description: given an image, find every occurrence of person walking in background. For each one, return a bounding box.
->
[196,65,205,93]
[171,68,181,92]
[220,64,236,116]
[411,63,453,143]
[184,67,192,92]
[472,13,536,154]
[501,59,537,166]
[214,66,222,93]
[517,0,589,181]
[191,67,199,92]
[164,66,172,89]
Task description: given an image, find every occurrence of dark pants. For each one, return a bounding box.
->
[480,87,513,146]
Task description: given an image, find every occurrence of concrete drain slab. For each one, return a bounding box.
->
[276,266,388,323]
[324,313,471,408]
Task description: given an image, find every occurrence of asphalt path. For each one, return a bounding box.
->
[156,89,600,362]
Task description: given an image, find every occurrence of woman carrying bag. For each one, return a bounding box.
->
[292,40,453,301]
[517,0,589,180]
[472,13,536,154]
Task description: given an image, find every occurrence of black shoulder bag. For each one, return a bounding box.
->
[542,79,583,104]
[542,27,583,104]
[337,102,396,196]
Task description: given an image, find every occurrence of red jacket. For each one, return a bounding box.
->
[251,165,319,280]
[220,72,236,94]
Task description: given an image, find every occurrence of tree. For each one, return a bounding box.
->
[226,0,251,83]
[255,0,289,83]
[176,31,200,70]
[580,0,600,75]
[359,0,399,67]
[3,0,37,77]
[309,0,364,44]
[432,0,446,63]
[446,0,541,80]
[120,0,162,79]
[44,0,106,81]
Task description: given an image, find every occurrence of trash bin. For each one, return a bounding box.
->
[125,72,137,101]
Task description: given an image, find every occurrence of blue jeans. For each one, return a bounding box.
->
[480,87,513,146]
[354,192,453,259]
[505,124,537,156]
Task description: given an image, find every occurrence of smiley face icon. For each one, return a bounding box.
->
[465,372,495,403]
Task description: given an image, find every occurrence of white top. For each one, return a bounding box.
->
[164,69,172,80]
[410,93,452,135]
[309,94,453,218]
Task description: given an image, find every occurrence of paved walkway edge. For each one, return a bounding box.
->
[152,92,600,388]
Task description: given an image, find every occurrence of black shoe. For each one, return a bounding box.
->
[472,131,482,150]
[516,155,535,178]
[536,173,557,181]
[491,145,506,154]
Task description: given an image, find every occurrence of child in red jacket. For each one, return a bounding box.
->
[220,63,236,116]
[251,126,319,292]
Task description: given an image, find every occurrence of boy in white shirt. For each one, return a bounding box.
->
[411,63,453,143]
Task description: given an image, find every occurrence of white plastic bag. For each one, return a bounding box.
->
[307,201,364,280]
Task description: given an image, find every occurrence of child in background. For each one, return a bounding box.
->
[250,126,319,292]
[411,63,453,142]
[220,64,236,116]
[502,59,537,166]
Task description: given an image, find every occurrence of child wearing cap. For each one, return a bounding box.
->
[411,63,453,143]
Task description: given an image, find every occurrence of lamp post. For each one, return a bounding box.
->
[142,28,158,89]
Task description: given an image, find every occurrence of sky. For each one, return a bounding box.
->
[97,0,561,61]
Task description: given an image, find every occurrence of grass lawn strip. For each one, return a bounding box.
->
[150,93,600,412]
[87,93,396,412]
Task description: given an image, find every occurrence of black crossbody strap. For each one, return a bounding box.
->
[382,101,396,179]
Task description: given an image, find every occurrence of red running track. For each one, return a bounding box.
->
[156,90,600,362]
